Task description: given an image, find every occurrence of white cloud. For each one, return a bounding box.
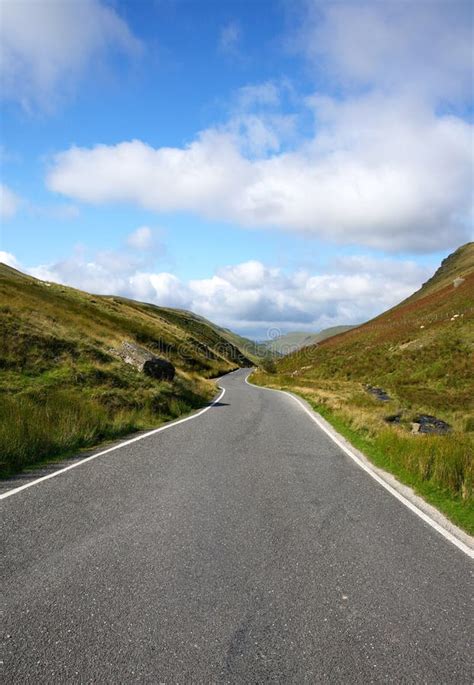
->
[181,257,429,334]
[302,0,473,104]
[217,260,271,289]
[47,94,473,252]
[0,183,20,219]
[28,247,134,295]
[27,226,166,296]
[129,272,190,308]
[127,226,155,250]
[0,184,78,221]
[0,0,142,110]
[219,21,241,56]
[36,0,473,254]
[0,250,19,268]
[236,82,281,109]
[7,247,431,338]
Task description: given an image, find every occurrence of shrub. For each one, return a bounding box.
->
[465,417,474,432]
[260,357,277,374]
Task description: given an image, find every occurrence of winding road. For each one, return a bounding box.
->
[2,369,473,683]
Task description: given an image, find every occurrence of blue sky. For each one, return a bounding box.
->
[1,0,472,338]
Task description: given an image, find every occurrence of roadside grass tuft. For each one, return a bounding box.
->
[0,377,213,478]
[251,371,474,534]
[253,253,474,533]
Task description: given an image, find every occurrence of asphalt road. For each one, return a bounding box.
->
[2,369,473,683]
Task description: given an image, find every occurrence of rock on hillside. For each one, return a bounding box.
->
[112,341,175,381]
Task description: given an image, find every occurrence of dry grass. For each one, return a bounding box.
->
[251,246,474,533]
[0,263,251,475]
[0,376,215,477]
[253,370,473,532]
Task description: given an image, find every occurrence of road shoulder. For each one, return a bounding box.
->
[245,373,474,558]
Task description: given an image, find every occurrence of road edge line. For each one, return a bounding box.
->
[0,386,226,501]
[245,373,474,559]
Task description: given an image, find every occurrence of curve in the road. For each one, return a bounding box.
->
[245,374,474,559]
[0,385,226,501]
[2,368,473,683]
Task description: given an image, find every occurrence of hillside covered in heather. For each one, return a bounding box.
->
[253,243,474,531]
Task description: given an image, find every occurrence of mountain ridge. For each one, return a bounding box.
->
[262,326,357,355]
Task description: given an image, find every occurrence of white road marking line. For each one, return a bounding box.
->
[245,373,474,559]
[0,387,226,501]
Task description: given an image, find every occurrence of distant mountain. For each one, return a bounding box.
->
[262,326,357,356]
[213,327,270,364]
[159,309,270,364]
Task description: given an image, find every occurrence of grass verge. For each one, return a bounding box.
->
[251,371,473,535]
[0,377,215,478]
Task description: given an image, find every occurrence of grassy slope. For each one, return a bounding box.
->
[253,243,474,533]
[0,264,251,476]
[153,308,269,365]
[263,326,356,355]
[212,326,271,364]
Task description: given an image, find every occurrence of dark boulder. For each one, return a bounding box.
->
[385,413,401,424]
[143,357,175,381]
[111,341,175,381]
[412,414,451,435]
[364,384,391,401]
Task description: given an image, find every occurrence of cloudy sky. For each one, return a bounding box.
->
[1,0,472,338]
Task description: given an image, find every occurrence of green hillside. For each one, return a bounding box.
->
[404,242,474,303]
[0,263,251,476]
[212,326,270,364]
[262,326,356,355]
[252,243,474,532]
[154,308,269,364]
